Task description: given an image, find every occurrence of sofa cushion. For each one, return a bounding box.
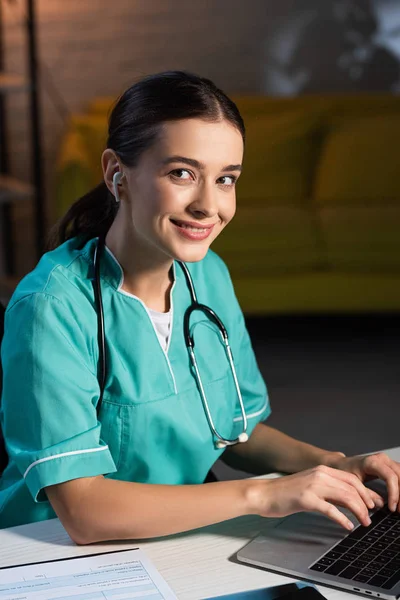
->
[237,111,323,203]
[319,204,400,272]
[314,114,400,202]
[314,114,400,271]
[211,201,325,276]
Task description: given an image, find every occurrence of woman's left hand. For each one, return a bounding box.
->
[334,453,400,512]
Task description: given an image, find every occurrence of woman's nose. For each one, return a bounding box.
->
[189,183,218,219]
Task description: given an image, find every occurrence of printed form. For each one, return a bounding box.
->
[0,548,177,600]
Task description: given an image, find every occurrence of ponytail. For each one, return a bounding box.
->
[47,182,117,250]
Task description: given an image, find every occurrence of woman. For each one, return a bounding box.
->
[0,71,398,542]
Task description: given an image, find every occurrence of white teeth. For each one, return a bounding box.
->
[177,223,207,232]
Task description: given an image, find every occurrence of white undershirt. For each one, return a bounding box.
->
[147,307,172,351]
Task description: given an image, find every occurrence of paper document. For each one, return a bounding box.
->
[0,548,177,599]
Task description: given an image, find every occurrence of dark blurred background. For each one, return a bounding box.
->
[0,0,399,477]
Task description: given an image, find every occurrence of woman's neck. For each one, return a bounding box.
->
[105,218,174,313]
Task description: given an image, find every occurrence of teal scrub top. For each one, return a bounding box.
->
[0,237,270,528]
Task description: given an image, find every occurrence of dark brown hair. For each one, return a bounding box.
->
[49,70,245,249]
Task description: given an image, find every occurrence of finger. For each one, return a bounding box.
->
[364,456,399,511]
[389,462,400,512]
[388,459,400,512]
[322,466,377,510]
[309,496,355,531]
[369,490,385,508]
[308,467,371,526]
[324,482,371,527]
[386,461,400,512]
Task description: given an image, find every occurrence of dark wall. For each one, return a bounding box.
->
[262,0,400,95]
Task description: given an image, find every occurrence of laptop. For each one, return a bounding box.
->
[237,484,400,600]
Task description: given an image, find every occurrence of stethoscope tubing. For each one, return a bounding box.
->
[93,236,248,448]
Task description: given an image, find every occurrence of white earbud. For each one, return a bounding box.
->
[112,171,124,203]
[238,433,249,443]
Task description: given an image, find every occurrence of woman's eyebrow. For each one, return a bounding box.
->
[162,155,242,172]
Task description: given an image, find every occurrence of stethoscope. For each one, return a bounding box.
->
[92,172,249,449]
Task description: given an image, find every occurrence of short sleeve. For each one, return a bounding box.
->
[218,261,271,439]
[1,293,117,502]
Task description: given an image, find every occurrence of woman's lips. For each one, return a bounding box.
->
[170,219,215,241]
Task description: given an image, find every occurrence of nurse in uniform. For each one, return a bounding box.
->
[0,71,399,542]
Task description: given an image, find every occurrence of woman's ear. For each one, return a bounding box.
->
[101,149,125,197]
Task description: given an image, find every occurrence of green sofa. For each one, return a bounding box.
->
[55,94,400,315]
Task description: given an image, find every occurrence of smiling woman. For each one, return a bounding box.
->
[1,71,399,542]
[101,117,243,286]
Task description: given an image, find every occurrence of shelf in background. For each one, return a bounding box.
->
[0,72,28,92]
[0,175,34,203]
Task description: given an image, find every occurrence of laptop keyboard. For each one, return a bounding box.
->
[310,505,400,590]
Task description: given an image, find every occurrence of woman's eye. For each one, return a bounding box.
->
[218,175,237,186]
[169,170,237,186]
[170,169,192,180]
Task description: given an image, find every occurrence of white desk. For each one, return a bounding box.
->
[1,447,399,600]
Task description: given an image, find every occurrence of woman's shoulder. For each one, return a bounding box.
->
[7,237,96,313]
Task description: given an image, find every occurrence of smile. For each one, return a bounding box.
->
[170,219,215,241]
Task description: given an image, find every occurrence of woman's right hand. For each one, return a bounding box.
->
[247,464,385,530]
